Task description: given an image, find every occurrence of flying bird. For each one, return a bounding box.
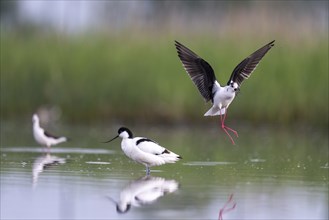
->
[104,127,181,175]
[175,40,275,144]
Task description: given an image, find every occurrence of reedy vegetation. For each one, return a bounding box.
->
[1,34,328,128]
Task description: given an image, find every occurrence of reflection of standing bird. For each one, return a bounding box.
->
[175,41,275,145]
[104,127,182,175]
[107,175,179,213]
[32,114,68,148]
[32,153,65,188]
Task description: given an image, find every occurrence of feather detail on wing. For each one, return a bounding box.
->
[227,40,275,88]
[135,138,166,155]
[175,41,217,102]
[135,137,181,161]
[44,130,68,143]
[44,130,60,139]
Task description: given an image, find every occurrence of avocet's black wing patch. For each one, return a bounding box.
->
[175,40,217,102]
[227,40,275,88]
[44,130,60,139]
[159,149,182,159]
[155,149,170,156]
[162,149,170,154]
[136,138,155,145]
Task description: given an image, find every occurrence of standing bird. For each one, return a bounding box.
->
[32,114,68,148]
[104,127,181,175]
[175,40,275,144]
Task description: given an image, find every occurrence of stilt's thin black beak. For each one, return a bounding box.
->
[102,135,119,143]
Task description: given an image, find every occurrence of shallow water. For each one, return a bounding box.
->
[1,124,328,219]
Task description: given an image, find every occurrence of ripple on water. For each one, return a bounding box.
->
[249,158,266,163]
[0,147,115,155]
[183,161,237,166]
[320,163,329,169]
[85,161,111,165]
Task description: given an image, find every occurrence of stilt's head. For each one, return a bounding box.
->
[228,81,239,92]
[103,127,133,143]
[32,114,39,124]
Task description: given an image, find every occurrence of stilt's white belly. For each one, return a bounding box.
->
[214,88,235,109]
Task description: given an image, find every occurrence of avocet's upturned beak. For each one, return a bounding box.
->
[103,135,119,143]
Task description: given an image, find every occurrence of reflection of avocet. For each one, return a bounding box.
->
[104,127,182,175]
[32,153,65,187]
[32,114,68,148]
[108,175,179,213]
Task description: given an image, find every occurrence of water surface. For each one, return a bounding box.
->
[1,124,328,219]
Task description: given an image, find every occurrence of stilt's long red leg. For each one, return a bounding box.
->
[220,108,238,145]
[222,110,238,137]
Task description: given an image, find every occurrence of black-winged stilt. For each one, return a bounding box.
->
[104,127,182,175]
[32,114,68,148]
[175,40,275,144]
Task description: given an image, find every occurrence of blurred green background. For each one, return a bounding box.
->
[1,1,328,129]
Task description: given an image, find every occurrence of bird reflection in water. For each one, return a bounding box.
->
[218,194,236,220]
[32,153,66,188]
[107,175,179,213]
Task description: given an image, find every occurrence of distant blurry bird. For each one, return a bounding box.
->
[32,114,68,148]
[104,127,181,175]
[175,40,275,144]
[107,175,179,213]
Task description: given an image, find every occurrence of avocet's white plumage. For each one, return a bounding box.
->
[104,127,181,175]
[32,114,68,148]
[107,175,179,213]
[175,40,275,145]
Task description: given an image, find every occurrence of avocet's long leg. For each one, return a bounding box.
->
[146,166,150,176]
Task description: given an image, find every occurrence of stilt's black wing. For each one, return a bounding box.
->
[175,41,217,102]
[44,130,60,139]
[227,40,275,88]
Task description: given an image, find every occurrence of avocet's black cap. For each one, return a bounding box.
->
[103,127,134,143]
[118,127,133,138]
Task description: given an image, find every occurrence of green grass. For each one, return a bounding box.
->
[1,33,328,127]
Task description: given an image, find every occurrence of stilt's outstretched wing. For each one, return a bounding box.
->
[227,40,275,88]
[175,41,217,102]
